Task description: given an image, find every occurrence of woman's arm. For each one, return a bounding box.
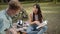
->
[34,21,41,25]
[34,17,43,25]
[29,14,35,25]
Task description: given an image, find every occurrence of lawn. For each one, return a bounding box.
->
[0,3,60,34]
[0,3,60,13]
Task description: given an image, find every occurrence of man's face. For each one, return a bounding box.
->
[8,9,20,17]
[8,0,21,17]
[15,10,20,16]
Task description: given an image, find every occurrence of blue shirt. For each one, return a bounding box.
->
[0,10,12,34]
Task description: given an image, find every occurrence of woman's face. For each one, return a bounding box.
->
[33,6,38,14]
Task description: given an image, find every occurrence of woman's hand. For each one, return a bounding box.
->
[34,21,41,25]
[30,21,40,25]
[30,22,36,25]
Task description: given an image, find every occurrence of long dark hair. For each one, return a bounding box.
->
[33,4,43,23]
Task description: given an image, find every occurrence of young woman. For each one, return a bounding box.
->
[26,4,48,34]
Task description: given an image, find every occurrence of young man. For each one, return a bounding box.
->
[0,0,21,34]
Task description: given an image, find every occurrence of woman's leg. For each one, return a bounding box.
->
[26,26,38,34]
[37,26,48,34]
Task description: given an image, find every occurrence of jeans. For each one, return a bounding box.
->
[26,25,48,34]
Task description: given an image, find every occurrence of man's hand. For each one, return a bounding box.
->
[6,29,10,34]
[9,28,17,34]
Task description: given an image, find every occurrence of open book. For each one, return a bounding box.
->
[36,20,48,29]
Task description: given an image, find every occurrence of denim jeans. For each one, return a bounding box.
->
[26,25,48,34]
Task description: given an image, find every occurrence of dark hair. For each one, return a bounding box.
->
[8,0,20,10]
[33,4,43,23]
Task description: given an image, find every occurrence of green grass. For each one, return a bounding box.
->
[0,3,60,13]
[0,3,60,34]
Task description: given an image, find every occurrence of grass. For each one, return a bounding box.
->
[0,3,60,34]
[0,2,60,13]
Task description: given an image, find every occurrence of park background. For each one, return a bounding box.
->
[0,0,60,34]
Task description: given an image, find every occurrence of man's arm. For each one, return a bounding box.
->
[0,18,4,33]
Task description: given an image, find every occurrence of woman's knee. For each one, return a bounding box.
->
[26,26,33,33]
[42,26,48,31]
[43,26,48,29]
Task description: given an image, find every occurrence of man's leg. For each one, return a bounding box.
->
[37,26,48,34]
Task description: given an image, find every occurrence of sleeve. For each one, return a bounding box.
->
[0,18,4,33]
